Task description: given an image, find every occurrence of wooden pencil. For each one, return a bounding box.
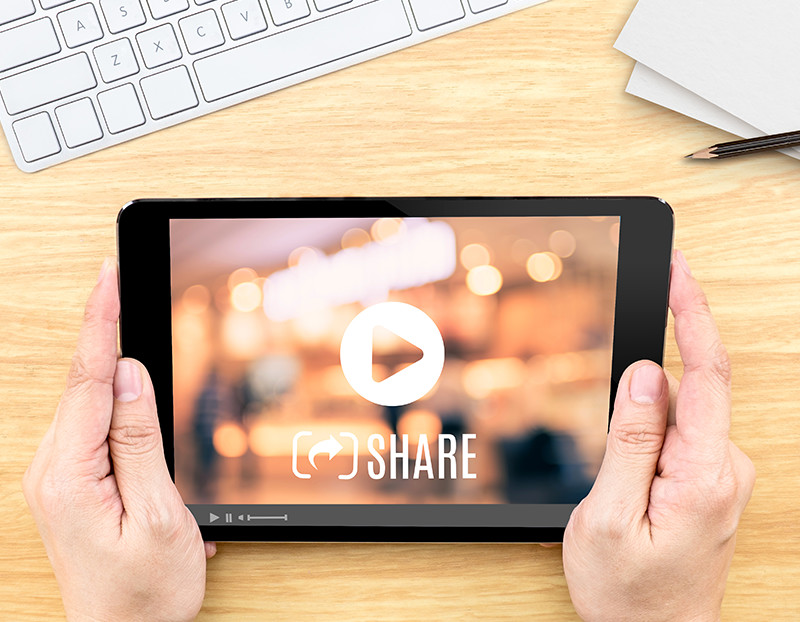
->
[686,129,800,160]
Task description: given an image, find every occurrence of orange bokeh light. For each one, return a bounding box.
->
[466,264,503,296]
[227,267,258,292]
[341,227,371,249]
[460,243,491,269]
[397,409,443,448]
[213,422,248,458]
[182,284,211,314]
[526,252,563,283]
[549,230,576,258]
[231,281,261,312]
[371,218,405,242]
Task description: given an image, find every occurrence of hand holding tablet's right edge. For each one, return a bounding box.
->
[562,250,756,622]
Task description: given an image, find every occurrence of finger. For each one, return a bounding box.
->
[205,542,217,559]
[54,258,119,456]
[109,359,178,514]
[669,250,732,453]
[31,418,57,467]
[22,419,56,507]
[665,369,680,427]
[590,361,668,521]
[729,443,756,516]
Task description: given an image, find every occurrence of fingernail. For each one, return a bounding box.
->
[675,249,692,276]
[97,257,110,284]
[629,364,664,405]
[114,360,142,403]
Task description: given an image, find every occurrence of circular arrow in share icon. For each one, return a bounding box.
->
[292,431,359,480]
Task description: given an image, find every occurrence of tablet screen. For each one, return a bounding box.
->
[168,216,620,528]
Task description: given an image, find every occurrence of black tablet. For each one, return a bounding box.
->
[117,197,673,542]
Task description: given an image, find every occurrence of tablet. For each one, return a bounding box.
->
[117,197,673,542]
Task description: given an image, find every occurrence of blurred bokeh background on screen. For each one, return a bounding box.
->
[169,216,620,505]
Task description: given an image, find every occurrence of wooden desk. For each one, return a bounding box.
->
[2,0,798,618]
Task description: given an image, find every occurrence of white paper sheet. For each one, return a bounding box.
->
[625,62,800,160]
[615,0,800,139]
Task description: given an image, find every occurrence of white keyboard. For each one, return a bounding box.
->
[0,0,549,173]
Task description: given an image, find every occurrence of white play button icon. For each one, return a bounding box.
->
[340,302,445,407]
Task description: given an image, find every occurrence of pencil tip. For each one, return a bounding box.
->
[685,147,715,160]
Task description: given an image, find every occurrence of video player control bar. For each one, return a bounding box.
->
[189,504,577,527]
[206,511,289,524]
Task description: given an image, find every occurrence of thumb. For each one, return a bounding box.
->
[589,361,669,521]
[110,359,180,514]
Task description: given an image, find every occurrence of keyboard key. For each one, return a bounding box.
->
[137,23,182,68]
[179,9,224,54]
[94,38,139,82]
[55,97,103,147]
[98,82,145,132]
[141,65,198,119]
[58,3,104,48]
[221,0,267,41]
[41,1,76,8]
[314,0,351,10]
[146,0,189,19]
[0,52,96,115]
[408,0,464,31]
[0,0,35,27]
[100,0,147,33]
[264,0,310,27]
[194,0,412,102]
[467,0,506,12]
[0,18,61,73]
[12,112,60,162]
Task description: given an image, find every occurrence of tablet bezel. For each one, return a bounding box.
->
[117,197,674,542]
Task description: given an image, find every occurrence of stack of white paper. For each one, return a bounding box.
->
[614,0,800,159]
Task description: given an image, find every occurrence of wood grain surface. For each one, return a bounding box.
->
[2,0,799,619]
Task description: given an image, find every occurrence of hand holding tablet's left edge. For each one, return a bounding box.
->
[22,258,215,622]
[562,250,756,622]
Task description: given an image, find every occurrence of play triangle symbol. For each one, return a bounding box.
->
[372,325,424,382]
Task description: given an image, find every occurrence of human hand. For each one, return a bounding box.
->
[562,250,755,622]
[23,258,215,622]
